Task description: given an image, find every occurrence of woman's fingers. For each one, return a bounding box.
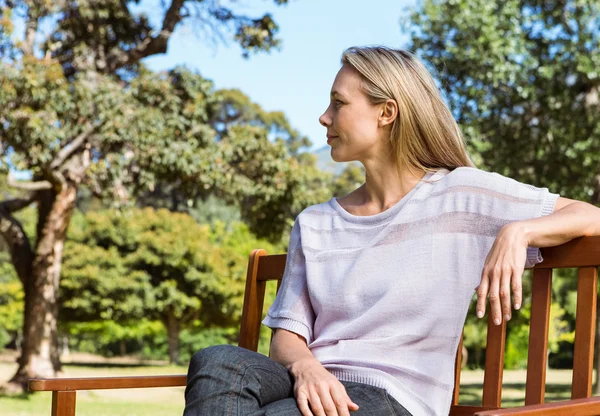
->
[329,385,352,416]
[297,391,314,416]
[479,224,529,324]
[308,387,326,416]
[317,383,340,416]
[346,394,359,411]
[476,274,489,318]
[500,266,513,322]
[512,270,522,311]
[488,267,502,325]
[297,382,358,416]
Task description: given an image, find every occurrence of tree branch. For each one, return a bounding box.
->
[107,0,186,72]
[49,124,97,170]
[0,203,35,285]
[7,171,53,191]
[21,7,39,57]
[0,195,37,214]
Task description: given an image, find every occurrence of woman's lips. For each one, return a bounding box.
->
[327,136,338,143]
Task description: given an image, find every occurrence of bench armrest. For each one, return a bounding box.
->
[28,375,187,391]
[474,396,600,415]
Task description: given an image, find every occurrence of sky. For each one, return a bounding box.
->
[139,0,417,152]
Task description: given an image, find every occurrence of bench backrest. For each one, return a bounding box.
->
[238,237,600,414]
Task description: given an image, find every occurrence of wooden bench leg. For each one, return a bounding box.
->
[52,391,76,416]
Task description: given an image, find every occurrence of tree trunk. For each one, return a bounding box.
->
[166,309,181,365]
[6,184,77,393]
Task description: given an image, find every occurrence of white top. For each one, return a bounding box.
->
[263,167,560,416]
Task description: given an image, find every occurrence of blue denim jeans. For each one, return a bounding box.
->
[184,344,412,415]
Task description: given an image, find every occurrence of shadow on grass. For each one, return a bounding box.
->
[64,361,168,369]
[459,383,571,407]
[0,391,33,400]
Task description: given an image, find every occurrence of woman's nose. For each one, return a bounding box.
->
[319,112,330,127]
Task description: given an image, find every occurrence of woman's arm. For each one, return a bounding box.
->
[270,328,317,369]
[521,198,600,247]
[476,197,600,325]
[270,329,359,416]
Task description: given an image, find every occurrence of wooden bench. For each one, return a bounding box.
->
[29,236,600,415]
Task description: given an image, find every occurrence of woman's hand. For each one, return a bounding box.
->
[476,223,529,325]
[289,357,359,416]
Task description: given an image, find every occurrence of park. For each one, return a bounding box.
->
[1,0,600,415]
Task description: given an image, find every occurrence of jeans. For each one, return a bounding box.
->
[184,344,412,416]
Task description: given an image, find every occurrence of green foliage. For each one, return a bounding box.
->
[331,164,366,198]
[179,326,238,363]
[0,253,22,348]
[63,208,233,325]
[212,88,312,156]
[407,0,600,202]
[66,320,165,358]
[59,207,280,359]
[505,323,530,369]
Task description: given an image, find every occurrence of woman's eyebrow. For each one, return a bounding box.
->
[330,90,346,99]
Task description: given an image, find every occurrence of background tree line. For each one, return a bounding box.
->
[1,0,599,395]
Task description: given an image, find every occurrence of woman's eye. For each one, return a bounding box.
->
[334,99,343,106]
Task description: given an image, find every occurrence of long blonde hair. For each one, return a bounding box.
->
[341,46,475,178]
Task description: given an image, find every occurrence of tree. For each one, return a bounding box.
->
[406,0,600,202]
[60,208,280,364]
[0,252,23,350]
[0,0,334,392]
[135,86,332,241]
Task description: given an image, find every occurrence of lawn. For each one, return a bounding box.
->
[0,351,586,415]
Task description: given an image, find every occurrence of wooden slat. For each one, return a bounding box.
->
[452,332,464,405]
[51,391,76,416]
[525,268,552,405]
[30,375,186,391]
[536,236,600,269]
[475,396,600,415]
[572,266,598,399]
[449,405,500,416]
[257,254,286,281]
[482,313,506,407]
[239,249,268,351]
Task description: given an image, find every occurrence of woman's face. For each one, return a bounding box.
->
[319,64,387,163]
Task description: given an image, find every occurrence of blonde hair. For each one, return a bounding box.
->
[341,46,475,179]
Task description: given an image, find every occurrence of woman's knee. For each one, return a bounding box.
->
[188,344,247,374]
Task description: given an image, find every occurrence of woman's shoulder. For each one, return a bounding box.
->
[296,199,336,222]
[435,166,513,187]
[434,166,550,200]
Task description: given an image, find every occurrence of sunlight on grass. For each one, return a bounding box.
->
[1,359,186,416]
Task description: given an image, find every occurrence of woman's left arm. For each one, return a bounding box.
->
[476,197,600,326]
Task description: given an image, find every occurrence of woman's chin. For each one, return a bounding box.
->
[330,151,352,163]
[330,151,342,163]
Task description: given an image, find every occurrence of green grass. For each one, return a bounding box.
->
[0,354,588,415]
[458,368,578,406]
[0,359,187,416]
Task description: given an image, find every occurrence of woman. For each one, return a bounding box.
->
[184,46,600,416]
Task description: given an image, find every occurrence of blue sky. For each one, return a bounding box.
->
[140,0,417,152]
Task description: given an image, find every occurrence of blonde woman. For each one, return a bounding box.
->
[184,46,600,416]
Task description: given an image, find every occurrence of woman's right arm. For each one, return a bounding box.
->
[270,329,359,416]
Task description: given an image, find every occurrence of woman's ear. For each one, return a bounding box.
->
[378,99,398,127]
